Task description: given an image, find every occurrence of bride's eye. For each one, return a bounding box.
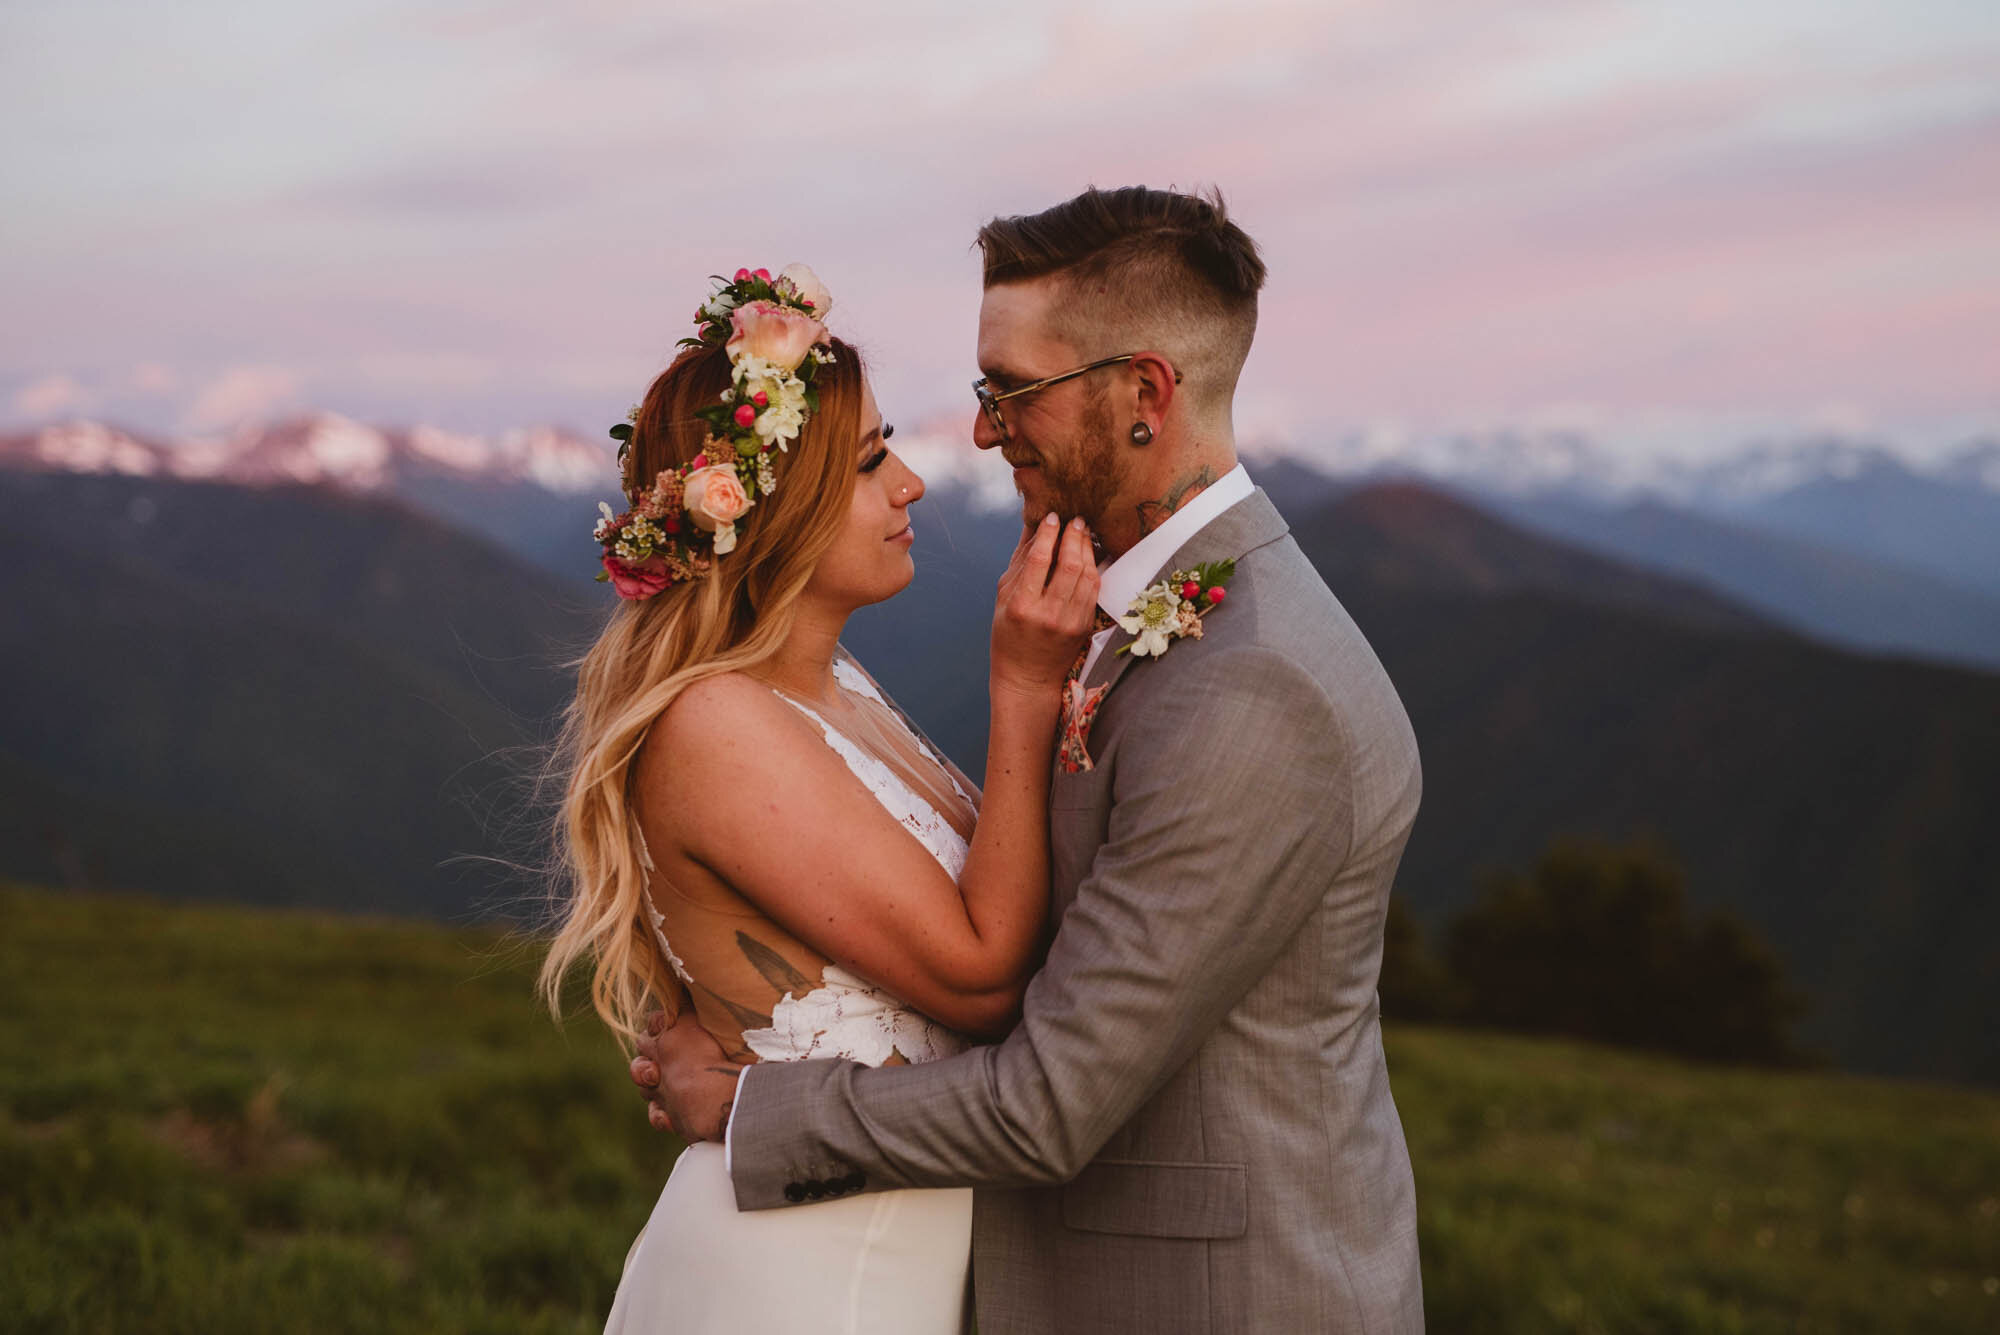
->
[859,446,889,474]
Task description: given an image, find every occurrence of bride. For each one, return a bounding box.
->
[538,265,1098,1333]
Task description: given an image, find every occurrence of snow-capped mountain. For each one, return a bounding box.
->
[1267,426,2000,506]
[1,414,615,496]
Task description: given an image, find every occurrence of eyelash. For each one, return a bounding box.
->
[859,448,888,474]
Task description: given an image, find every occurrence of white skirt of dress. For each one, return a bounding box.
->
[603,1143,972,1334]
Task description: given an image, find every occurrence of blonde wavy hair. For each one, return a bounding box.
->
[539,335,867,1049]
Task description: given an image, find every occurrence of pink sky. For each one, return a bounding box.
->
[4,0,1996,460]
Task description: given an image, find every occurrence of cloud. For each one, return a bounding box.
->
[183,365,303,430]
[5,0,1994,444]
[12,374,88,419]
[129,363,177,394]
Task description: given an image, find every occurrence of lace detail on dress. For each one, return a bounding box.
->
[830,655,887,706]
[833,656,972,806]
[776,696,970,882]
[634,827,693,987]
[742,964,967,1066]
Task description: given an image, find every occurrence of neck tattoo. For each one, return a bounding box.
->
[1134,465,1216,537]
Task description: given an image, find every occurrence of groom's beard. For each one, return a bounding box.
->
[1017,391,1119,531]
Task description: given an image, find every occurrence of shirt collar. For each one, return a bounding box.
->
[1095,463,1254,621]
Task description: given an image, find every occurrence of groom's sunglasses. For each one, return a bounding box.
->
[972,355,1181,439]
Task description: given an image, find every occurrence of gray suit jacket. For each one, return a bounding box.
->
[730,490,1426,1333]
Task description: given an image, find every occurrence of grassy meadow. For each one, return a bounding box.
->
[2,882,1995,1333]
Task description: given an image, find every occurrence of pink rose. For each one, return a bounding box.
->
[603,553,670,600]
[682,463,753,530]
[726,300,826,372]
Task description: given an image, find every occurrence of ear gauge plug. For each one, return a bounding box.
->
[1130,422,1153,445]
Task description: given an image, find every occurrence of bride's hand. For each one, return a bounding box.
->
[991,512,1101,703]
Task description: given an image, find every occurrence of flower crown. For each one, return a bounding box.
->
[593,263,836,600]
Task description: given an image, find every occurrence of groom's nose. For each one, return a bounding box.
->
[971,405,1005,451]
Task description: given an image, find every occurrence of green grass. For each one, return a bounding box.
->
[2,883,1995,1333]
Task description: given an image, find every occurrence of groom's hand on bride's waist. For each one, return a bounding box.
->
[631,1006,739,1143]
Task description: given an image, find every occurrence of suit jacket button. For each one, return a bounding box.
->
[805,1181,826,1200]
[844,1171,867,1191]
[784,1183,806,1202]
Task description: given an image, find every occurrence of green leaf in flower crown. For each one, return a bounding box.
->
[797,356,818,384]
[608,423,633,442]
[803,382,820,415]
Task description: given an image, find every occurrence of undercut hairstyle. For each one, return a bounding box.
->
[976,186,1267,414]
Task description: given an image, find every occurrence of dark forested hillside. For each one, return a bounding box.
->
[4,462,1994,1084]
[0,470,601,916]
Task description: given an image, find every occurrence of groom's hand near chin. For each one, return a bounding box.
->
[630,1006,740,1143]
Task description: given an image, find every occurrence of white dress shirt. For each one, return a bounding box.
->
[1078,462,1253,681]
[726,461,1256,1169]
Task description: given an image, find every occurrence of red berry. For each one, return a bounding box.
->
[801,299,815,309]
[733,404,756,428]
[663,514,680,533]
[734,268,751,282]
[753,268,771,282]
[1206,586,1225,603]
[1181,580,1200,600]
[753,390,769,407]
[692,453,708,469]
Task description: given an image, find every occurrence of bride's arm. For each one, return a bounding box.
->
[637,514,1096,1037]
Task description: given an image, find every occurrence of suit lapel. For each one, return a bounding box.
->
[1083,488,1290,700]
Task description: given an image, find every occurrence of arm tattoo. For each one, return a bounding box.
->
[1135,465,1215,536]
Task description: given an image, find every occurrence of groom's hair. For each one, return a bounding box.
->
[977,186,1266,416]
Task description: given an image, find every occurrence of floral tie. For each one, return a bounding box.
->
[1057,608,1117,773]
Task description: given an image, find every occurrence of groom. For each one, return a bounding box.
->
[636,185,1425,1333]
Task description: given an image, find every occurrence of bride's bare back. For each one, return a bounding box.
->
[636,654,997,1068]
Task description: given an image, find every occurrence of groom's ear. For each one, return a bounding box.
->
[1127,351,1179,437]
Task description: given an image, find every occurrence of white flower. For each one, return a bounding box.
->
[735,367,810,450]
[701,278,740,322]
[1118,584,1185,658]
[712,521,738,554]
[775,262,833,317]
[741,965,961,1066]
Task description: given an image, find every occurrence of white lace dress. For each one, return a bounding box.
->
[604,658,977,1334]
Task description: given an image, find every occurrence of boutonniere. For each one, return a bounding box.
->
[1116,560,1236,659]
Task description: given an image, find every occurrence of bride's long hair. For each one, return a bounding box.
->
[539,335,867,1048]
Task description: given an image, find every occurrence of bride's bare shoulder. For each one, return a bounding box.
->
[640,671,819,782]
